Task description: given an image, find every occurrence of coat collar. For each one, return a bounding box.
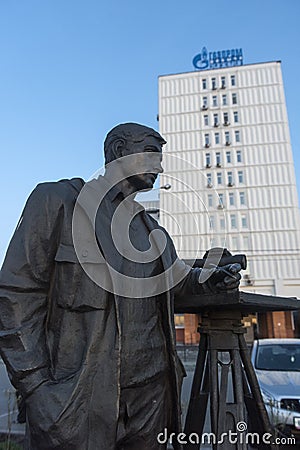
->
[75,176,172,281]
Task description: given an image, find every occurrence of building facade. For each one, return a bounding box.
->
[158,61,300,341]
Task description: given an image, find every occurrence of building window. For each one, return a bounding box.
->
[217,172,222,185]
[230,214,237,228]
[204,133,210,146]
[213,113,219,126]
[209,215,215,229]
[227,171,233,185]
[226,151,231,163]
[232,93,237,104]
[223,112,229,125]
[174,314,185,327]
[202,96,208,108]
[215,132,220,145]
[205,153,211,167]
[236,150,242,163]
[204,115,209,126]
[225,131,230,145]
[231,236,238,250]
[208,194,213,207]
[229,192,234,206]
[221,76,226,88]
[243,236,249,250]
[216,152,221,166]
[207,173,212,185]
[220,217,225,229]
[241,215,248,228]
[235,130,240,142]
[218,193,224,206]
[239,191,246,205]
[211,77,217,90]
[202,79,207,90]
[222,94,227,106]
[231,75,236,86]
[212,95,218,107]
[238,171,244,183]
[234,111,239,123]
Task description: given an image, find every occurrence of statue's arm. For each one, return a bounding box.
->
[0,184,62,397]
[172,259,204,298]
[164,233,206,301]
[169,237,241,306]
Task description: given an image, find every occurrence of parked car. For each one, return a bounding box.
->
[251,338,300,441]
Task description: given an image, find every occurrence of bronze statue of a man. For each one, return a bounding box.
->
[0,123,241,450]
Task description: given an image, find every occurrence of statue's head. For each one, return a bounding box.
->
[104,123,166,191]
[104,123,166,164]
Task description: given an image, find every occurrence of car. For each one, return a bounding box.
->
[251,338,300,442]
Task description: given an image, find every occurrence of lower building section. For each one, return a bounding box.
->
[175,311,298,345]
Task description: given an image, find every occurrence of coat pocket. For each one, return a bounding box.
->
[53,243,110,311]
[26,372,88,449]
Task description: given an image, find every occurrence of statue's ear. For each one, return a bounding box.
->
[111,138,126,160]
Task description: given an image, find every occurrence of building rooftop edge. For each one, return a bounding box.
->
[158,60,282,79]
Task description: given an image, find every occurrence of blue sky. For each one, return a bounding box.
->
[1,0,300,262]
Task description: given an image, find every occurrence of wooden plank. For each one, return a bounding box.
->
[174,291,300,314]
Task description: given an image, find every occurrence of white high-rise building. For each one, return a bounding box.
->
[158,60,300,302]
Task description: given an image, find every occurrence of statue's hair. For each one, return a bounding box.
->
[104,122,166,164]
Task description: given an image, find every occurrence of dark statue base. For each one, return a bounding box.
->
[184,311,275,450]
[175,291,300,450]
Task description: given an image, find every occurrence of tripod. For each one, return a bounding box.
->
[183,310,277,450]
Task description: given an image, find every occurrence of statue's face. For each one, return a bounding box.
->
[123,135,164,191]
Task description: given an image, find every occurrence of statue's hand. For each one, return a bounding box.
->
[203,263,242,293]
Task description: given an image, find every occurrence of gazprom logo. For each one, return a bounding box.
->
[193,47,243,70]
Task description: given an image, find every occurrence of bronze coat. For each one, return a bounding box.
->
[0,178,200,450]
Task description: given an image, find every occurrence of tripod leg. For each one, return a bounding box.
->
[231,348,246,424]
[216,357,230,439]
[238,334,278,449]
[230,348,247,450]
[184,333,209,445]
[209,346,219,445]
[241,364,267,443]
